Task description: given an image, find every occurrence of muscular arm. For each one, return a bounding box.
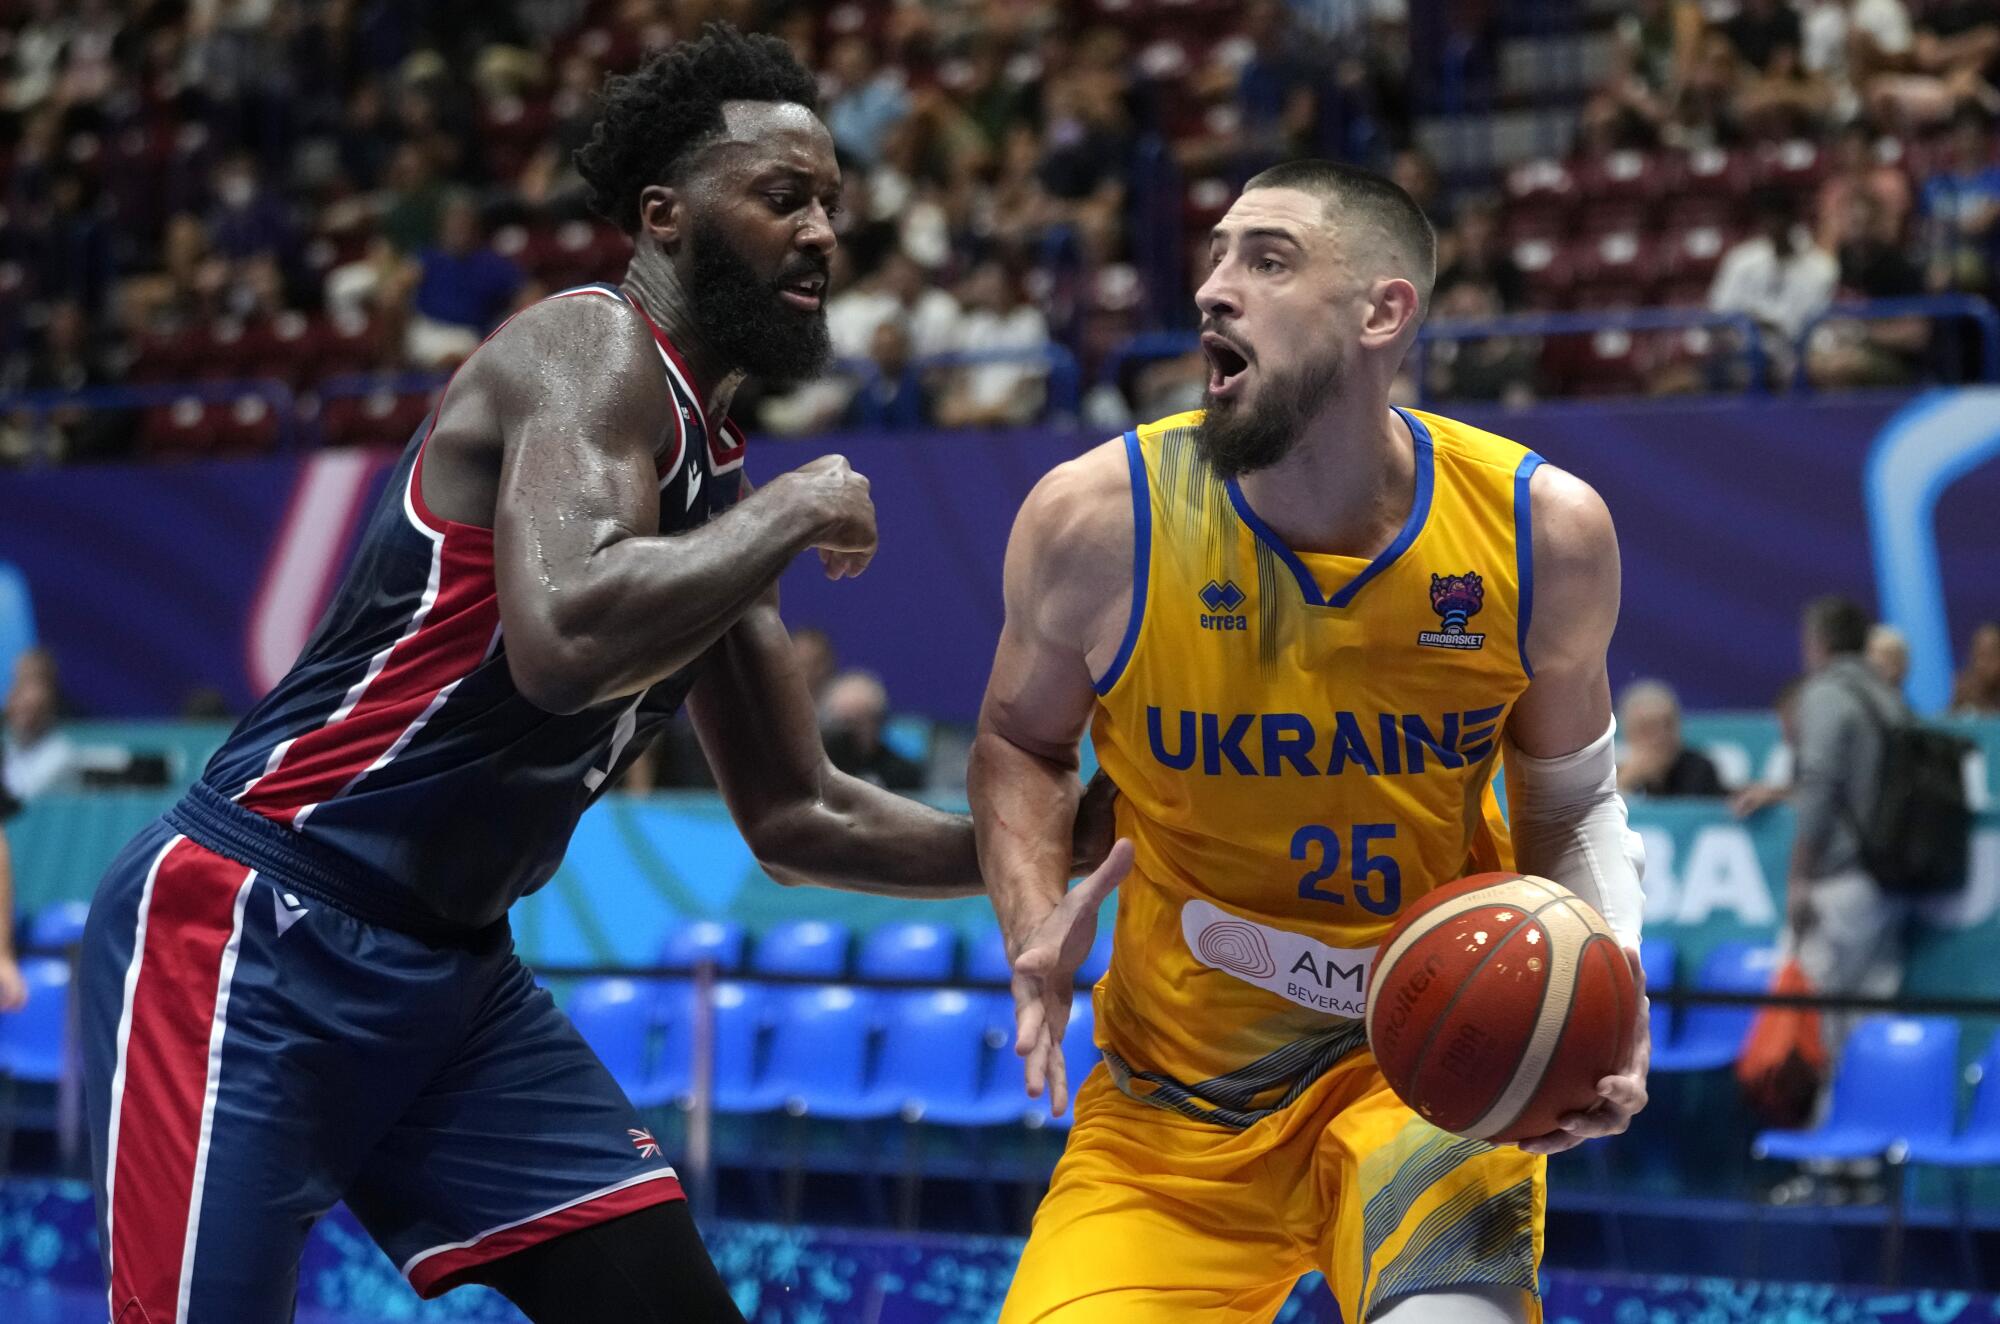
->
[968,443,1136,1113]
[686,594,984,897]
[487,296,869,714]
[0,825,22,1010]
[968,443,1132,955]
[1507,467,1620,760]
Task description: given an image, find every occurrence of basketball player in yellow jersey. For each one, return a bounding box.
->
[969,159,1651,1324]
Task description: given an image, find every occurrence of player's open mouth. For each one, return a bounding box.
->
[778,274,826,311]
[1202,332,1252,399]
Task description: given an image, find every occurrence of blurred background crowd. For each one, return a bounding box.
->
[0,0,1995,466]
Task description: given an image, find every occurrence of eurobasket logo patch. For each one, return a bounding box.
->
[1420,572,1486,651]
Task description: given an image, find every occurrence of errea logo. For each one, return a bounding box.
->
[1199,580,1247,632]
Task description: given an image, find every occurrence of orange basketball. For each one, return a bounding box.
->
[1364,872,1636,1144]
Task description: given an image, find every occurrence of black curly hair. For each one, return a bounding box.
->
[576,22,821,235]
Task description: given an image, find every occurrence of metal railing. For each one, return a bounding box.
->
[1095,296,2000,405]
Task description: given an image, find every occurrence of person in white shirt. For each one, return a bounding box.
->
[1708,188,1839,377]
[2,647,79,801]
[937,261,1050,427]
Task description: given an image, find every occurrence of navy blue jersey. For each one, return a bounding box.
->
[199,285,744,927]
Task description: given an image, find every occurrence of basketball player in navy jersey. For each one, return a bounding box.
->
[78,25,1116,1324]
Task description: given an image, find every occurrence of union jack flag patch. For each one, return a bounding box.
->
[628,1128,662,1159]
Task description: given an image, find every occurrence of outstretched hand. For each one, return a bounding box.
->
[1012,838,1134,1117]
[1516,944,1650,1155]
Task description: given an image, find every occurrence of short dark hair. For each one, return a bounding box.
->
[1804,595,1871,656]
[1242,158,1437,299]
[576,22,820,234]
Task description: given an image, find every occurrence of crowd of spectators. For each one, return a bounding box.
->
[0,0,1414,462]
[0,1,1994,462]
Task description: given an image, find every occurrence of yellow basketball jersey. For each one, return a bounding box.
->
[1088,406,1542,1125]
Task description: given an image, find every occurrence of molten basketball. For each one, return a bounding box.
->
[1365,872,1636,1144]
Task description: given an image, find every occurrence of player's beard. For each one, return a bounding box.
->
[685,214,833,389]
[1194,344,1347,479]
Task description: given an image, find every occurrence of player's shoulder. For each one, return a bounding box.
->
[473,286,664,396]
[1402,405,1538,475]
[1007,433,1137,601]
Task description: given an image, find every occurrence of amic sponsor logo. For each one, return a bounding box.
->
[1419,571,1486,651]
[1199,579,1248,632]
[1145,703,1506,777]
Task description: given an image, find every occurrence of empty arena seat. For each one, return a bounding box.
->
[751,920,851,980]
[315,387,435,449]
[879,988,1021,1126]
[1905,1032,2000,1167]
[1575,148,1665,206]
[1755,1016,1960,1163]
[314,311,388,380]
[1638,937,1677,1054]
[1650,941,1777,1073]
[0,957,71,1085]
[856,922,956,983]
[658,919,747,974]
[214,393,282,453]
[26,900,91,950]
[1505,157,1577,211]
[965,923,1014,987]
[140,398,219,456]
[757,984,881,1119]
[700,981,775,1114]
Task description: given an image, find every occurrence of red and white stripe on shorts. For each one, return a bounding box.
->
[102,836,257,1324]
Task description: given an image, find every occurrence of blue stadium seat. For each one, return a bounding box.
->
[1905,1031,2000,1167]
[567,977,668,1107]
[657,920,747,974]
[1638,936,1677,1056]
[1649,941,1777,1073]
[26,901,92,951]
[856,922,956,983]
[704,982,776,1114]
[966,924,1014,987]
[750,920,851,979]
[1028,993,1100,1132]
[0,957,71,1084]
[870,988,1007,1123]
[0,561,36,693]
[1755,1016,1960,1162]
[922,992,1037,1128]
[1075,925,1114,988]
[760,984,882,1119]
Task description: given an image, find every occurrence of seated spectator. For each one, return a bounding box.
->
[1920,108,2000,300]
[823,36,911,170]
[791,627,837,705]
[1616,679,1727,797]
[1865,622,1912,694]
[1868,0,2000,127]
[1,299,128,464]
[820,670,925,791]
[843,319,930,428]
[1807,192,1930,388]
[1424,280,1537,406]
[1733,678,1806,818]
[1814,121,1913,253]
[204,153,298,270]
[402,194,526,367]
[2,647,80,800]
[1664,31,1750,149]
[1952,620,2000,714]
[1709,188,1839,376]
[1724,0,1805,77]
[936,262,1051,428]
[1435,199,1524,309]
[1803,0,1915,121]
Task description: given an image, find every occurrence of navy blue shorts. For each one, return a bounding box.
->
[80,819,683,1322]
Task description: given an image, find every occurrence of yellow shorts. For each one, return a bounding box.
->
[1001,1053,1545,1323]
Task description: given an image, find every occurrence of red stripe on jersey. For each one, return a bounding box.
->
[106,839,254,1324]
[623,298,745,470]
[405,1170,686,1298]
[238,522,501,820]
